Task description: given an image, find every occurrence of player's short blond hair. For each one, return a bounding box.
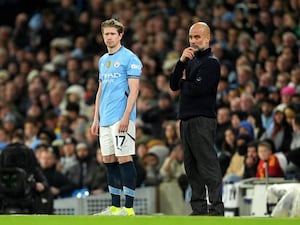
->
[101,18,124,34]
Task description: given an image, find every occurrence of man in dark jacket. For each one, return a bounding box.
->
[39,147,76,198]
[0,141,50,213]
[170,22,224,216]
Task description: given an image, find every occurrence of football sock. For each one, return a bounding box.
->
[105,162,122,207]
[119,161,137,208]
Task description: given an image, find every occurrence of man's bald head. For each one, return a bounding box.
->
[188,22,211,51]
[190,22,211,38]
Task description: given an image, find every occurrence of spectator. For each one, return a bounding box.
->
[36,127,56,146]
[2,113,18,138]
[243,140,259,179]
[219,127,237,176]
[229,96,241,112]
[256,140,285,178]
[135,135,152,160]
[159,143,188,215]
[236,65,254,95]
[247,110,265,140]
[23,117,40,148]
[240,93,257,116]
[1,136,51,214]
[84,75,98,106]
[289,65,300,89]
[155,73,170,93]
[280,86,296,106]
[83,148,108,195]
[284,104,297,127]
[275,72,290,90]
[162,120,180,151]
[142,144,169,186]
[39,147,76,199]
[34,143,49,165]
[62,84,91,118]
[260,104,293,153]
[286,113,300,178]
[141,92,177,138]
[230,111,247,136]
[59,137,78,174]
[215,106,232,152]
[260,98,276,131]
[268,86,281,106]
[223,120,254,183]
[43,109,60,139]
[159,143,185,183]
[65,142,99,191]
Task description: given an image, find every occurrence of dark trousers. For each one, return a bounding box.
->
[180,116,224,216]
[287,148,300,167]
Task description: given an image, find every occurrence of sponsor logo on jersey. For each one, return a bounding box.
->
[130,64,140,69]
[103,73,122,78]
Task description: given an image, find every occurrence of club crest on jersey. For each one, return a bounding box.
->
[106,60,111,68]
[114,61,120,68]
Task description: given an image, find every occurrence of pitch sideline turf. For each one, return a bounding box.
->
[0,215,300,225]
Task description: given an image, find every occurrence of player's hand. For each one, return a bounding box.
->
[119,117,129,133]
[36,182,45,192]
[50,186,60,196]
[91,120,99,136]
[245,156,255,167]
[179,47,195,63]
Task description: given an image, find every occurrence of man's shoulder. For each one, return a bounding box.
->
[205,51,219,63]
[204,54,220,68]
[99,52,109,61]
[120,47,142,69]
[120,46,138,57]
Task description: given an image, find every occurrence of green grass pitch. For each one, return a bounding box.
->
[0,215,300,225]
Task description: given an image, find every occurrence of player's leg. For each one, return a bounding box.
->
[96,126,122,215]
[114,120,137,216]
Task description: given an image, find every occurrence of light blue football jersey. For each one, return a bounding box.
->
[98,46,142,126]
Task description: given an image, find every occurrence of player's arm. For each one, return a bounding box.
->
[91,82,102,135]
[118,78,139,132]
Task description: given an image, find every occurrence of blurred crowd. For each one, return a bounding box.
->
[0,0,300,208]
